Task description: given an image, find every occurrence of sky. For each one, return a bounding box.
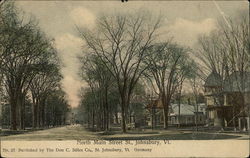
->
[15,1,248,107]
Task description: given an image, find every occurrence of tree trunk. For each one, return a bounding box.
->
[162,95,169,129]
[121,97,126,133]
[22,103,26,130]
[102,103,106,131]
[87,111,90,128]
[53,110,56,127]
[32,105,37,128]
[18,93,26,130]
[20,95,25,130]
[107,104,110,130]
[32,98,38,128]
[104,87,109,131]
[17,99,21,130]
[115,111,119,124]
[152,107,156,129]
[40,98,46,128]
[10,98,17,130]
[92,110,95,129]
[37,100,40,128]
[163,106,169,129]
[41,105,45,128]
[16,97,21,130]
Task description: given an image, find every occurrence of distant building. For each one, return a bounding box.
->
[169,104,206,126]
[145,99,164,128]
[114,111,147,129]
[146,99,206,127]
[114,112,122,125]
[204,71,250,130]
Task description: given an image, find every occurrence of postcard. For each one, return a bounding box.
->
[0,0,249,157]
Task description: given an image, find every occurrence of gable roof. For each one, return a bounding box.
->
[204,71,223,87]
[170,103,205,116]
[146,100,206,116]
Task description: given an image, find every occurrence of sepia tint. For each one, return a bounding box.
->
[0,0,249,157]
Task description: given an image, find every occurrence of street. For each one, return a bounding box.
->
[1,125,249,141]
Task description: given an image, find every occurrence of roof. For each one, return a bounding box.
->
[204,71,223,87]
[170,103,206,115]
[170,103,205,116]
[223,71,250,92]
[170,104,194,115]
[146,100,206,115]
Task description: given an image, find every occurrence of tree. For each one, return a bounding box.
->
[45,89,70,127]
[196,10,249,80]
[30,63,61,128]
[80,54,114,131]
[79,12,161,132]
[0,2,59,130]
[196,31,228,81]
[189,67,204,131]
[144,42,193,129]
[128,81,147,127]
[196,10,249,129]
[78,88,96,128]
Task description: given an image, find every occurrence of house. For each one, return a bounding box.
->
[113,112,122,125]
[204,71,250,131]
[169,103,206,126]
[146,99,206,128]
[204,71,224,127]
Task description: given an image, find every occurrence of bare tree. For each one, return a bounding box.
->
[196,10,249,81]
[79,12,161,132]
[196,10,249,130]
[196,31,229,81]
[144,42,193,129]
